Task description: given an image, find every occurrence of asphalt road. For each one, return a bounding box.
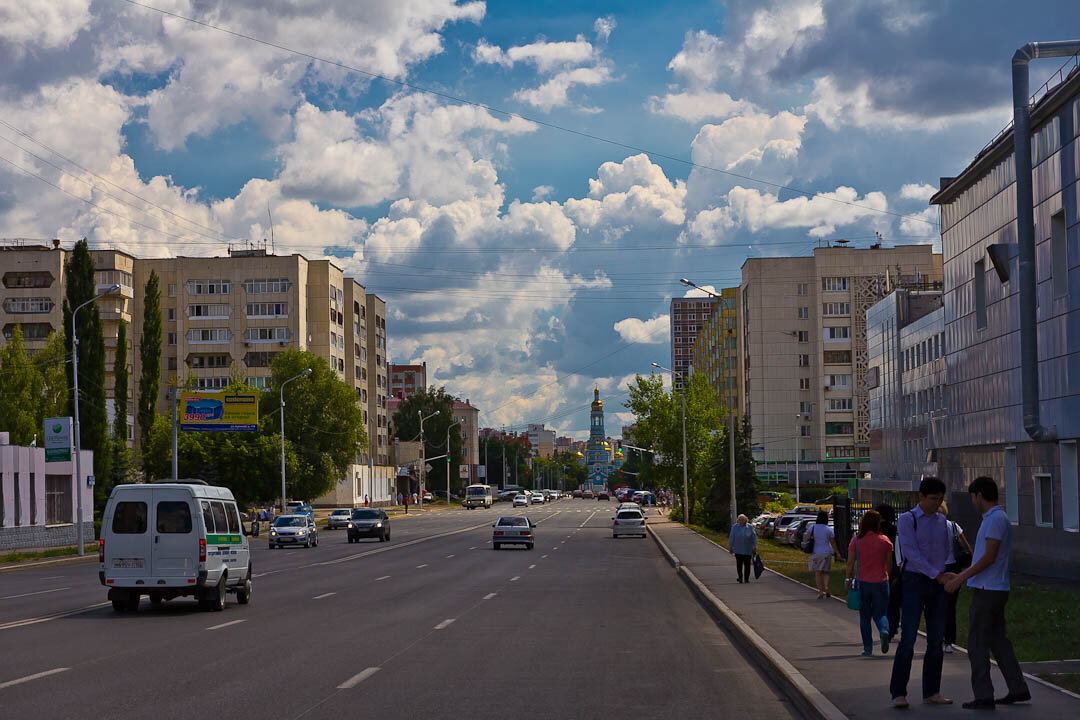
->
[0,500,800,719]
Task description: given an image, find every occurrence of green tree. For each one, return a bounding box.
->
[63,239,110,484]
[390,386,463,492]
[35,331,69,430]
[138,270,162,468]
[0,325,41,444]
[704,415,761,531]
[260,350,367,502]
[108,319,131,500]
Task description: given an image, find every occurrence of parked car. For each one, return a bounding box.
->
[759,516,779,538]
[492,515,535,550]
[785,517,814,545]
[793,519,815,548]
[347,508,390,543]
[269,514,319,549]
[327,509,352,530]
[512,494,529,508]
[612,508,647,538]
[422,491,434,503]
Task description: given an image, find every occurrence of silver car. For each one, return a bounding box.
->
[492,515,535,550]
[612,508,647,538]
[269,514,319,548]
[327,509,351,530]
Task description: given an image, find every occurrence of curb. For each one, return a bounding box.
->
[0,552,98,573]
[648,525,847,720]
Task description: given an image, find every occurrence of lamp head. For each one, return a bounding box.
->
[679,278,693,287]
[650,362,661,369]
[301,368,312,376]
[107,283,121,294]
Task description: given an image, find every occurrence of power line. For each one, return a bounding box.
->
[119,0,938,229]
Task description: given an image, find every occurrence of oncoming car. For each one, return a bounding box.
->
[347,508,390,543]
[269,514,319,548]
[327,509,352,530]
[512,494,528,508]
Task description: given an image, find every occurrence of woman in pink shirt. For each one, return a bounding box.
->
[846,509,895,656]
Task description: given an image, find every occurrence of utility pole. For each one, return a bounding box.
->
[728,329,737,528]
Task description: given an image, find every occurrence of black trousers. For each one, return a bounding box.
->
[735,553,752,582]
[968,589,1028,701]
[888,562,902,635]
[944,562,961,645]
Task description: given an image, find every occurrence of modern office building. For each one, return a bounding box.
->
[390,362,427,399]
[928,63,1080,578]
[740,244,942,489]
[669,296,716,392]
[866,288,946,498]
[691,286,744,415]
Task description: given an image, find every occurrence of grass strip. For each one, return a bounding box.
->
[1,546,80,564]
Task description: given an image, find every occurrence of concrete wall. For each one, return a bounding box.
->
[0,445,94,550]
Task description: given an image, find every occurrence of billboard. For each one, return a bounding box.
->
[44,417,72,462]
[180,393,258,432]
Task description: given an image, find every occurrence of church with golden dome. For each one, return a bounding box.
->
[585,387,615,486]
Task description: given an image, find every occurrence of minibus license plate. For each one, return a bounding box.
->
[113,558,144,568]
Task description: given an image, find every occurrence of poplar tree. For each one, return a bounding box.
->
[109,319,130,497]
[138,270,162,466]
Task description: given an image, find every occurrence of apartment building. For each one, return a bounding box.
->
[527,423,556,458]
[453,399,480,481]
[740,244,942,488]
[927,65,1080,578]
[866,288,946,495]
[366,295,389,466]
[691,286,744,415]
[669,296,716,392]
[390,362,427,399]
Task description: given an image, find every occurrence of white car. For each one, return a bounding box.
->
[529,492,546,504]
[512,494,529,508]
[612,508,647,538]
[492,515,535,550]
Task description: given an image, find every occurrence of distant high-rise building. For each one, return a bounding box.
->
[669,296,716,391]
[527,423,556,458]
[692,287,743,415]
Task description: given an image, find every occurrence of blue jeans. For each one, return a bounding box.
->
[858,581,890,650]
[889,571,946,699]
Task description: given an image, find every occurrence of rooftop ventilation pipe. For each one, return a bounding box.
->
[1012,41,1080,442]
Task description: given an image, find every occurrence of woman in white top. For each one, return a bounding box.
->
[939,501,973,653]
[808,509,841,599]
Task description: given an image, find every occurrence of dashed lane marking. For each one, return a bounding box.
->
[375,575,390,581]
[313,592,336,600]
[0,587,70,601]
[0,667,69,690]
[337,667,380,689]
[483,592,496,600]
[510,576,520,582]
[206,619,246,631]
[528,564,536,569]
[445,554,455,558]
[0,602,110,632]
[415,564,428,569]
[541,555,548,559]
[434,618,456,630]
[469,547,477,550]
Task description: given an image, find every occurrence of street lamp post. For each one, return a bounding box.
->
[794,413,803,503]
[71,283,121,556]
[419,410,440,509]
[652,362,689,525]
[280,368,312,514]
[448,421,460,507]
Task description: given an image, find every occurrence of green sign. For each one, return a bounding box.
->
[44,417,72,462]
[206,534,243,545]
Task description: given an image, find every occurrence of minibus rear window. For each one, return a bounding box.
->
[225,502,241,533]
[156,502,193,533]
[210,501,228,534]
[112,502,147,534]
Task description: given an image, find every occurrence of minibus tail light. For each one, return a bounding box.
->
[199,538,206,563]
[98,539,105,563]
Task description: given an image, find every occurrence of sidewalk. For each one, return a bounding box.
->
[648,516,1080,719]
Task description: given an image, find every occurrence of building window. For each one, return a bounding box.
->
[1004,447,1018,524]
[824,350,851,365]
[96,269,134,288]
[796,283,809,296]
[189,354,230,369]
[796,330,809,343]
[248,376,271,389]
[823,302,850,316]
[187,303,230,318]
[242,278,291,294]
[2,297,53,314]
[167,284,176,297]
[798,354,810,367]
[167,332,176,346]
[246,302,289,317]
[829,398,853,410]
[3,271,53,288]
[187,328,230,343]
[822,277,848,292]
[825,326,850,340]
[244,351,278,368]
[13,472,20,525]
[825,422,854,435]
[827,374,850,388]
[2,322,52,340]
[799,377,810,391]
[167,308,175,321]
[244,327,290,343]
[1051,210,1068,298]
[798,306,809,320]
[167,356,177,371]
[799,401,813,415]
[800,425,811,437]
[186,279,230,295]
[1061,441,1078,532]
[196,376,229,390]
[1034,473,1054,528]
[974,259,987,330]
[45,474,72,525]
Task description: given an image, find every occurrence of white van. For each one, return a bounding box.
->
[463,484,493,509]
[100,479,252,612]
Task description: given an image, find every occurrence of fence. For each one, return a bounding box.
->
[832,496,912,559]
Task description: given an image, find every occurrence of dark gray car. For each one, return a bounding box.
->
[347,508,390,543]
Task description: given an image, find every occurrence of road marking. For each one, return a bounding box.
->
[415,564,428,569]
[434,618,456,630]
[579,510,598,528]
[313,592,336,600]
[0,667,69,690]
[206,619,246,631]
[528,564,536,569]
[0,602,110,632]
[445,554,455,558]
[316,520,494,567]
[553,546,559,550]
[541,555,548,558]
[510,575,520,582]
[0,587,70,601]
[483,592,496,600]
[469,546,477,550]
[375,575,390,581]
[337,667,380,689]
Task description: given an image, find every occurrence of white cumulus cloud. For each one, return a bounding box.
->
[613,316,669,344]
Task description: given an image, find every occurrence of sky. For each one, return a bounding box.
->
[2,0,1079,439]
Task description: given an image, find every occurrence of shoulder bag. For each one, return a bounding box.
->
[890,511,917,596]
[951,522,972,568]
[846,535,861,611]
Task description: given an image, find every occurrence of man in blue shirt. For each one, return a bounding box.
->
[889,476,953,708]
[944,477,1030,710]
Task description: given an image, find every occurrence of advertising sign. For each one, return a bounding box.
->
[477,466,486,478]
[459,464,470,479]
[44,417,72,462]
[180,393,258,432]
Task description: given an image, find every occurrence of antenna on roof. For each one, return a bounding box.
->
[835,238,850,247]
[267,202,276,255]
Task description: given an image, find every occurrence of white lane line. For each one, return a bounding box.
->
[316,520,493,567]
[337,667,380,689]
[579,509,598,528]
[0,587,70,601]
[552,546,559,550]
[0,602,110,632]
[541,555,548,559]
[483,592,497,600]
[40,576,65,580]
[468,546,477,550]
[528,564,536,569]
[434,618,456,630]
[375,575,391,581]
[415,564,428,569]
[0,667,70,690]
[313,592,336,600]
[206,619,247,631]
[561,540,566,543]
[510,576,520,582]
[445,554,455,558]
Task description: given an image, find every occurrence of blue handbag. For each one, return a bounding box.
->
[846,536,861,611]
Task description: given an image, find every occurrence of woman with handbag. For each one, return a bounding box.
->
[939,502,973,653]
[846,509,895,656]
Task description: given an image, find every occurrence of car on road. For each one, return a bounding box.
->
[422,491,434,503]
[612,508,647,538]
[327,509,352,529]
[529,492,546,504]
[294,503,314,520]
[596,490,610,501]
[572,489,583,498]
[269,514,319,549]
[347,508,390,543]
[464,484,494,509]
[582,490,594,499]
[512,494,529,508]
[492,515,535,550]
[285,500,303,514]
[617,502,642,513]
[100,479,252,612]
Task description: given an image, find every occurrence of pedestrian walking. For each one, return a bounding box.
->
[876,503,903,642]
[845,509,893,656]
[727,514,757,583]
[403,492,409,514]
[807,510,840,599]
[938,501,972,654]
[888,476,953,709]
[943,477,1030,710]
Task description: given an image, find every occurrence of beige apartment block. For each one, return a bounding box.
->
[741,244,942,488]
[1,241,67,353]
[691,286,744,416]
[454,399,481,481]
[366,294,389,465]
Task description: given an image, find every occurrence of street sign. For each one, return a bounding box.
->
[87,475,95,487]
[425,463,433,472]
[477,466,486,478]
[180,392,258,431]
[44,417,72,462]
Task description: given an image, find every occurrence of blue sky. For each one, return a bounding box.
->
[2,0,1078,438]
